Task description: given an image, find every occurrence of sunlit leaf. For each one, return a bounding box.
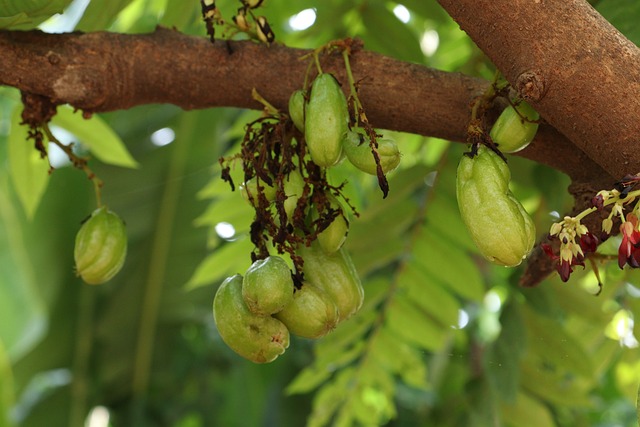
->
[0,338,14,427]
[74,0,134,31]
[500,392,555,427]
[386,294,448,352]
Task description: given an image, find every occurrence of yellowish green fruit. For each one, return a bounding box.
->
[298,241,363,322]
[456,145,536,266]
[74,207,127,285]
[242,256,294,316]
[240,178,276,205]
[213,274,290,363]
[288,89,305,133]
[489,101,539,153]
[274,282,339,339]
[305,73,348,168]
[342,130,401,175]
[315,196,349,254]
[283,169,305,221]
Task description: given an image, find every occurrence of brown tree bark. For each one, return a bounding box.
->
[0,27,607,184]
[438,0,640,180]
[0,2,632,287]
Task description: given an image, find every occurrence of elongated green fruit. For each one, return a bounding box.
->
[315,196,349,254]
[298,241,363,322]
[288,89,305,133]
[74,207,127,285]
[274,282,339,339]
[456,145,536,266]
[242,256,294,316]
[240,178,276,205]
[305,73,348,168]
[342,130,401,175]
[283,169,305,221]
[489,101,539,153]
[213,274,290,363]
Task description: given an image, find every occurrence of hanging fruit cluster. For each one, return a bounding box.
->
[213,41,399,362]
[456,74,539,267]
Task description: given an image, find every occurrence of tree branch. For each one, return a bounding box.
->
[0,27,608,184]
[438,0,640,180]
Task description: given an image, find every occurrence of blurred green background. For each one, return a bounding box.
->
[1,1,640,426]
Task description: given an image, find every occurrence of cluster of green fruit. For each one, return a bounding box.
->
[214,243,363,363]
[456,100,539,267]
[213,71,404,362]
[289,72,401,176]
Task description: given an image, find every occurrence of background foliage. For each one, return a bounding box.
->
[1,0,640,426]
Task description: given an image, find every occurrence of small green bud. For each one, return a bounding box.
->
[490,101,539,153]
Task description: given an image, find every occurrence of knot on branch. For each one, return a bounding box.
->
[516,70,546,102]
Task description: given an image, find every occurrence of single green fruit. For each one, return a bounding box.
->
[242,256,294,316]
[288,89,305,133]
[240,178,276,205]
[298,241,364,322]
[489,101,539,153]
[305,73,348,168]
[456,145,536,266]
[213,274,290,363]
[74,207,127,285]
[274,282,339,339]
[283,169,305,221]
[342,130,401,175]
[315,195,349,254]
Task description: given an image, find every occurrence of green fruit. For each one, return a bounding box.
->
[489,101,539,153]
[242,256,294,316]
[315,196,349,254]
[213,274,290,363]
[240,178,276,205]
[342,130,401,175]
[305,73,348,168]
[283,169,305,221]
[298,241,363,322]
[456,145,536,267]
[288,89,305,133]
[74,207,127,285]
[274,282,339,339]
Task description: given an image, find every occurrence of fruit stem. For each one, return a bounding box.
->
[42,124,104,207]
[251,88,279,116]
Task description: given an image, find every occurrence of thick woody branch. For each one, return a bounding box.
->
[0,27,607,183]
[438,0,640,179]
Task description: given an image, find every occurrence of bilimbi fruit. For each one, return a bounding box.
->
[456,145,536,267]
[297,241,364,322]
[489,100,539,153]
[242,256,294,316]
[213,274,290,363]
[342,130,401,175]
[274,282,339,339]
[74,206,127,285]
[304,73,349,168]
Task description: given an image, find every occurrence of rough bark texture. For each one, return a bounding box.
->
[438,0,640,180]
[1,0,635,287]
[0,28,608,183]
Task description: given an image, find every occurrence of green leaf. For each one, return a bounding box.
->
[385,294,447,352]
[308,368,354,427]
[0,0,73,29]
[51,107,138,168]
[360,5,424,64]
[74,0,134,31]
[523,306,593,378]
[8,106,50,219]
[597,0,640,46]
[185,238,253,289]
[500,392,555,427]
[0,174,47,361]
[371,329,428,390]
[0,338,14,427]
[484,301,526,402]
